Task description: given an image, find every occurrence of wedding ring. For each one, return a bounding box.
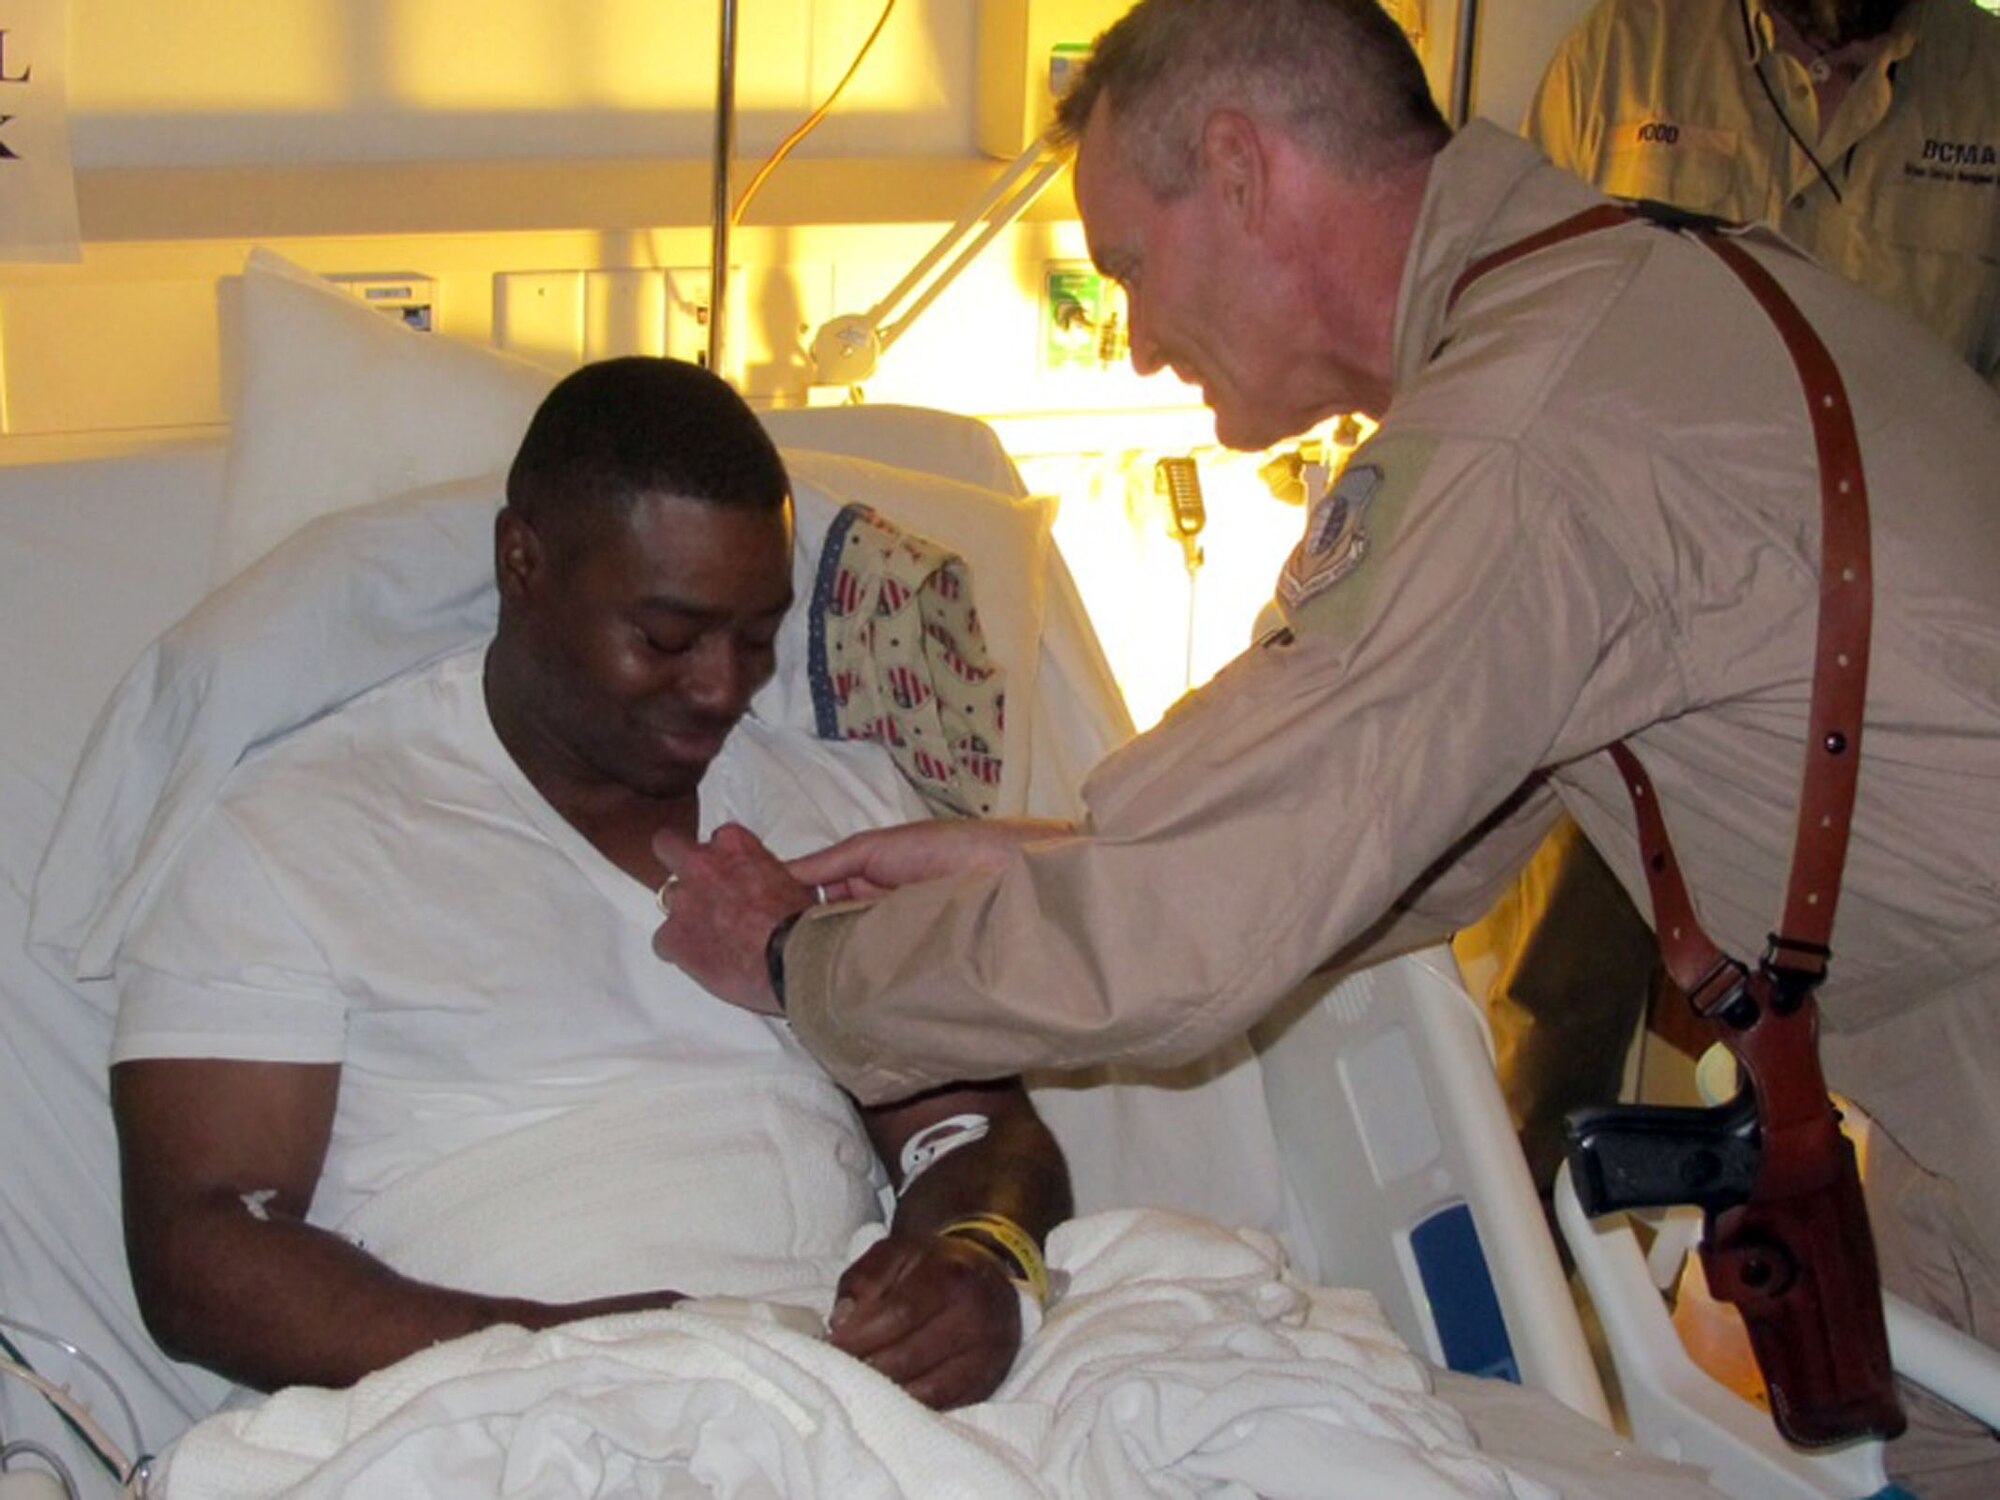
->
[814,883,829,906]
[656,872,680,920]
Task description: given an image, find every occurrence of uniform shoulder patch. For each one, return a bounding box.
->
[1278,462,1383,611]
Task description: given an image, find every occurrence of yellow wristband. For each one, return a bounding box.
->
[937,1213,1052,1307]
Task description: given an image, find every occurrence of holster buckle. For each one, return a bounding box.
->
[1688,953,1754,1028]
[1759,932,1832,1016]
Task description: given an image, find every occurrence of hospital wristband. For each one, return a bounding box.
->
[764,911,802,1015]
[936,1212,1052,1307]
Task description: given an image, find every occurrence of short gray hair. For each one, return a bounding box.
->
[1049,0,1449,194]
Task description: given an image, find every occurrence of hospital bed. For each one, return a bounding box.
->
[0,249,1940,1499]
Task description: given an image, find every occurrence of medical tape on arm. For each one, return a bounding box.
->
[895,1113,990,1198]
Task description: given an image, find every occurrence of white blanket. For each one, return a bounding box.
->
[156,1209,1559,1500]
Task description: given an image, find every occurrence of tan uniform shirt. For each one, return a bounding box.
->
[1526,0,2000,387]
[788,123,2000,1249]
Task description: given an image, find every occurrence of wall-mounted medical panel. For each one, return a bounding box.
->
[0,216,1198,458]
[977,0,1135,159]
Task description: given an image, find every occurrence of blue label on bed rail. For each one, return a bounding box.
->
[1411,1203,1520,1385]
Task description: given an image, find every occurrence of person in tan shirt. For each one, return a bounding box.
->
[1468,0,2000,1242]
[1529,0,1999,389]
[651,2,2000,1487]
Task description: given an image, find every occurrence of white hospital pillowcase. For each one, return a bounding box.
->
[213,249,553,584]
[32,476,505,986]
[202,248,1058,798]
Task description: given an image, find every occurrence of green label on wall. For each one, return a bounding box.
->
[1044,267,1116,369]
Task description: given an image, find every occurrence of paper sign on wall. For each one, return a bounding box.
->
[0,1,80,261]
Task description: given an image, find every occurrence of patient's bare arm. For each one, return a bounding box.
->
[832,1079,1071,1410]
[113,1058,686,1392]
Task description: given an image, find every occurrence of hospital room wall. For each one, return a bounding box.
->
[62,0,986,167]
[9,0,1595,440]
[51,0,1598,163]
[4,0,1183,451]
[60,0,1584,170]
[3,0,1598,721]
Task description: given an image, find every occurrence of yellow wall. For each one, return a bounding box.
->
[9,0,1484,450]
[3,2,1480,717]
[67,0,978,167]
[9,3,1178,447]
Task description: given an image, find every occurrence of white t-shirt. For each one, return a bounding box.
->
[114,647,931,1240]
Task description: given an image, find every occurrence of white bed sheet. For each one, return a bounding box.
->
[152,1211,1562,1500]
[1,448,240,1457]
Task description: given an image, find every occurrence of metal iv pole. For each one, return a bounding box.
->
[708,0,739,381]
[1447,0,1480,128]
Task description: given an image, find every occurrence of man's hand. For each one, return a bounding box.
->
[785,818,1077,903]
[829,1231,1022,1409]
[652,823,812,1017]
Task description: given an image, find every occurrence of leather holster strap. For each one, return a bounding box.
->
[1449,204,1901,1446]
[1447,202,1638,309]
[1698,233,1872,962]
[1448,204,1873,994]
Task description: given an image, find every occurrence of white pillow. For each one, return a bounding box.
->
[213,249,555,583]
[211,250,1042,582]
[206,247,1055,812]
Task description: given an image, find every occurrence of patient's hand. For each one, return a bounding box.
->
[829,1230,1020,1410]
[786,818,1076,903]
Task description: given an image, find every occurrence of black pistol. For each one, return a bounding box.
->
[1565,952,1904,1448]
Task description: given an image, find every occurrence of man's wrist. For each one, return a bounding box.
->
[936,1213,1052,1307]
[764,911,803,1014]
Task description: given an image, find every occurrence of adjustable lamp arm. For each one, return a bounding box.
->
[811,139,1068,386]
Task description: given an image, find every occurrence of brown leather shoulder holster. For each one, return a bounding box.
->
[1447,200,1904,1447]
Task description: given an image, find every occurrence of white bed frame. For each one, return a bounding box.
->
[1256,950,1609,1424]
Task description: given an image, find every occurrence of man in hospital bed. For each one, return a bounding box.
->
[105,355,1071,1409]
[58,346,1737,1497]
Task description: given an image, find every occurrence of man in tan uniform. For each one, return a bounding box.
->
[1470,0,2000,1230]
[654,1,2000,1484]
[1529,0,2000,388]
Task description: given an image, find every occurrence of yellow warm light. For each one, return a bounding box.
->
[388,0,952,117]
[804,5,954,116]
[1027,443,1343,731]
[68,0,956,120]
[72,0,349,112]
[375,0,949,117]
[383,0,701,111]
